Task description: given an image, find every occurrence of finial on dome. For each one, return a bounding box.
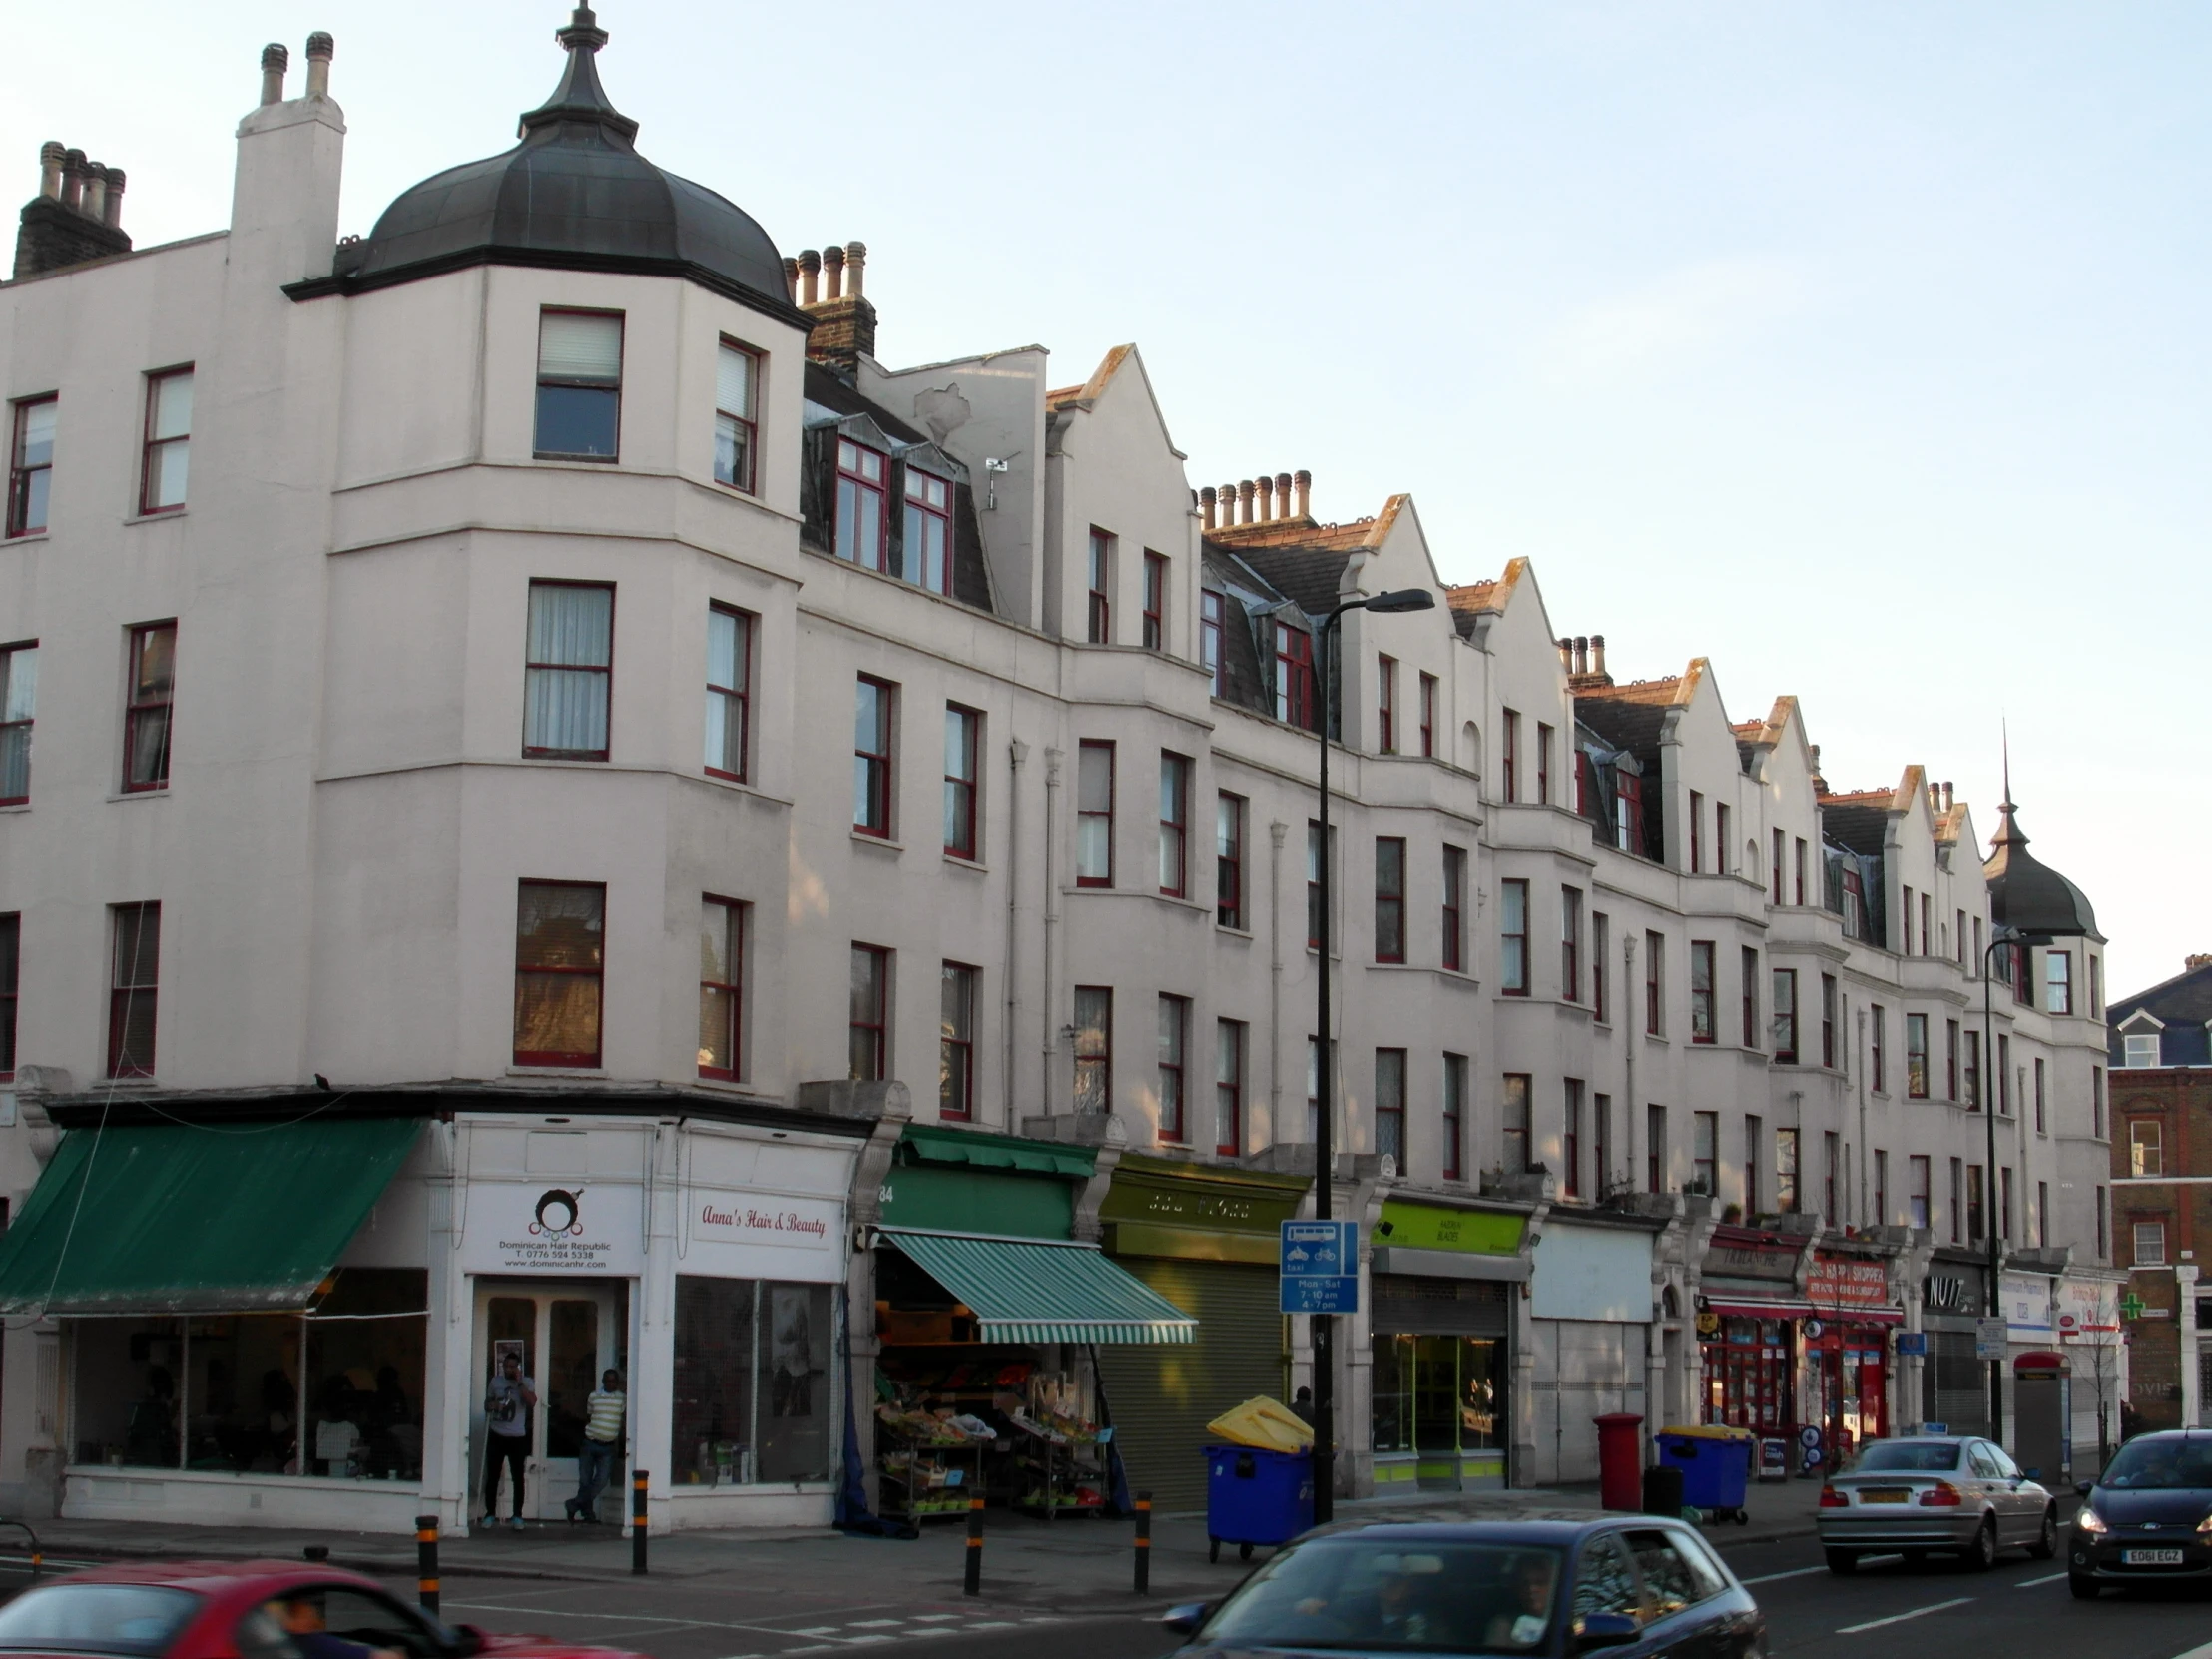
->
[519,2,638,144]
[556,5,608,52]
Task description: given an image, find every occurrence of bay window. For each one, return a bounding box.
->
[535,310,622,459]
[522,582,613,761]
[513,881,603,1068]
[714,339,760,492]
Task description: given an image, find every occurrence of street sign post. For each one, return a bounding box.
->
[1281,1220,1359,1317]
[1974,1317,2008,1362]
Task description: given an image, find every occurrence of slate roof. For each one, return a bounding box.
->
[2108,959,2212,1069]
[1573,679,1681,765]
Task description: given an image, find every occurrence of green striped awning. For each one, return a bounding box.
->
[881,1227,1197,1345]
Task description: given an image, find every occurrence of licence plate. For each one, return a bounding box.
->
[2124,1549,2185,1565]
[1861,1489,1909,1504]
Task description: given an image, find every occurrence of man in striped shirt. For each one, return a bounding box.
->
[565,1368,626,1523]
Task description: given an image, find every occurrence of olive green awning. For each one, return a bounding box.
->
[881,1227,1197,1345]
[0,1118,422,1316]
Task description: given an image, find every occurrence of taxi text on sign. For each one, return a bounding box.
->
[1280,1220,1359,1315]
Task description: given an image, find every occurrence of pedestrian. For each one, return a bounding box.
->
[566,1367,626,1523]
[1291,1385,1316,1427]
[482,1351,537,1531]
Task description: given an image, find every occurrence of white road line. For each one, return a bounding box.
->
[2167,1645,2212,1659]
[1740,1565,1828,1585]
[1836,1596,1974,1634]
[963,1623,1018,1631]
[910,1616,962,1624]
[846,1622,905,1630]
[2015,1570,2068,1587]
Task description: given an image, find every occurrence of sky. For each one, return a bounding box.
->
[6,1,2205,997]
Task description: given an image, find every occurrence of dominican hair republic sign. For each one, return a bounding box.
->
[461,1181,645,1276]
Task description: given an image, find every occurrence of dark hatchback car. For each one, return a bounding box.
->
[2070,1430,2212,1598]
[1162,1517,1764,1659]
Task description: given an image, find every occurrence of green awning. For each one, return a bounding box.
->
[881,1227,1197,1345]
[0,1118,422,1315]
[897,1124,1097,1180]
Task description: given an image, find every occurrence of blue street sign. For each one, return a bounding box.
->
[1281,1220,1360,1314]
[1895,1332,1928,1357]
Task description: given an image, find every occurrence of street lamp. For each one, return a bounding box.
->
[1312,586,1434,1523]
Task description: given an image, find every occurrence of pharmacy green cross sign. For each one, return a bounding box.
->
[2120,1292,2146,1321]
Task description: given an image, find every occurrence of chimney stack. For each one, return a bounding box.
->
[304,32,334,99]
[822,243,844,301]
[261,43,288,105]
[2187,953,2212,972]
[800,241,880,377]
[1200,486,1218,530]
[15,141,134,278]
[1294,469,1311,519]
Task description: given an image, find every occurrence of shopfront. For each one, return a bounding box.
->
[1368,1199,1524,1492]
[1093,1156,1308,1510]
[1804,1249,1902,1460]
[1921,1254,1990,1438]
[2055,1275,2124,1467]
[1696,1227,1811,1438]
[867,1127,1195,1522]
[1529,1217,1657,1483]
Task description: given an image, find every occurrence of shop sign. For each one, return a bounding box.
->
[1807,1253,1892,1312]
[2002,1271,2056,1342]
[460,1180,645,1276]
[1374,1201,1523,1256]
[1705,1232,1800,1283]
[691,1192,837,1249]
[2056,1278,2120,1340]
[1924,1272,1975,1312]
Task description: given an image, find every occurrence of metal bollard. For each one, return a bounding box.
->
[1133,1491,1151,1595]
[963,1495,984,1596]
[415,1516,440,1616]
[630,1470,649,1576]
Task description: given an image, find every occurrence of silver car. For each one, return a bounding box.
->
[1817,1434,2058,1572]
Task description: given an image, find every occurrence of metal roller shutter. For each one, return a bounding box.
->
[1372,1275,1510,1337]
[1925,1326,1991,1437]
[1096,1259,1286,1512]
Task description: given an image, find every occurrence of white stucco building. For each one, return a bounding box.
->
[0,9,2121,1533]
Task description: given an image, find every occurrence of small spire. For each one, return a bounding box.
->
[519,3,639,144]
[1990,720,2027,849]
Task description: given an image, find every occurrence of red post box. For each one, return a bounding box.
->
[1593,1412,1645,1511]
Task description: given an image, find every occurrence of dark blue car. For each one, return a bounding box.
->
[2069,1429,2212,1597]
[1162,1516,1765,1659]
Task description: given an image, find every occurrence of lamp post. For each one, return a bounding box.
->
[1982,926,2052,1446]
[1312,586,1433,1524]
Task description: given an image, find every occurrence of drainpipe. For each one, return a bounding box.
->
[1622,932,1639,1194]
[1856,1005,1869,1225]
[1004,739,1028,1128]
[1269,820,1288,1146]
[1042,748,1063,1110]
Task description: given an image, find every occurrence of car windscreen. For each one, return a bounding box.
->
[0,1585,203,1654]
[1852,1442,1960,1472]
[2101,1440,2212,1490]
[1199,1538,1563,1654]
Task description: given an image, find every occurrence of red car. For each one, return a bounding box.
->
[0,1561,645,1659]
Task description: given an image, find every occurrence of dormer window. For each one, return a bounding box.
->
[535,310,623,461]
[1275,621,1317,731]
[835,438,888,570]
[1841,865,1866,940]
[2123,1032,2161,1069]
[1614,769,1644,855]
[903,469,951,593]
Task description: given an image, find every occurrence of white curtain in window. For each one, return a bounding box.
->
[539,312,624,382]
[151,372,193,439]
[716,343,754,416]
[525,585,612,753]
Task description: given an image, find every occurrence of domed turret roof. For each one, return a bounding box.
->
[324,7,800,320]
[1982,783,2097,941]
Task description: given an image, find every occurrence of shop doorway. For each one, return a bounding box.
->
[470,1281,624,1523]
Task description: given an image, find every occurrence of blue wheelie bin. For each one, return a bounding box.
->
[1205,1445,1314,1562]
[1656,1425,1754,1525]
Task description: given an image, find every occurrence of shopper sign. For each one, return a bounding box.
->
[1281,1220,1360,1314]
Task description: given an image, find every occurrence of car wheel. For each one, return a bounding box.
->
[1826,1549,1858,1576]
[2028,1508,2057,1560]
[2068,1574,2100,1600]
[1964,1517,1997,1571]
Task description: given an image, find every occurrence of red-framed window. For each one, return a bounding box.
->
[1157,994,1189,1143]
[1375,1048,1406,1172]
[1565,1080,1586,1198]
[1906,1013,1929,1097]
[535,309,623,460]
[1771,829,1784,905]
[2046,950,2073,1015]
[1688,791,1703,872]
[1741,946,1759,1046]
[835,439,889,570]
[1307,822,1327,949]
[1690,941,1715,1043]
[1441,1053,1466,1181]
[1794,837,1808,906]
[1536,723,1552,804]
[1500,878,1528,994]
[513,881,605,1068]
[1217,793,1246,928]
[854,676,894,836]
[1377,655,1397,754]
[1692,1109,1717,1198]
[1500,709,1519,801]
[697,896,745,1080]
[940,961,977,1120]
[1215,1019,1244,1156]
[123,621,176,792]
[1501,1073,1530,1172]
[1647,1105,1667,1194]
[1142,551,1167,650]
[140,368,193,515]
[1561,885,1582,1002]
[1771,968,1798,1064]
[1159,753,1190,897]
[714,338,760,494]
[1593,913,1611,1022]
[7,396,56,537]
[705,604,751,782]
[2009,941,2031,1006]
[1615,769,1645,853]
[1715,803,1730,874]
[1374,837,1405,963]
[1076,740,1114,885]
[1200,591,1226,694]
[1275,623,1317,731]
[1962,1028,1981,1109]
[0,911,18,1082]
[1841,864,1865,939]
[2034,1056,2046,1132]
[1419,672,1437,758]
[1644,931,1664,1034]
[1087,530,1113,643]
[849,944,891,1080]
[0,640,34,805]
[522,581,613,761]
[1074,986,1112,1113]
[905,469,952,594]
[107,900,159,1078]
[1441,846,1465,972]
[1871,1005,1886,1092]
[944,705,981,859]
[1946,1020,1960,1100]
[1821,973,1838,1068]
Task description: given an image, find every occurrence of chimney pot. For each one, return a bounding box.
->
[1275,471,1294,520]
[1570,635,1586,676]
[1238,479,1256,524]
[81,165,107,224]
[260,42,288,105]
[99,167,125,228]
[38,142,65,201]
[843,239,866,297]
[1200,486,1217,530]
[1942,781,1953,811]
[797,248,821,305]
[1557,638,1574,669]
[1294,468,1311,519]
[1255,474,1275,521]
[1589,634,1607,678]
[2186,953,2212,972]
[304,32,333,99]
[60,149,85,211]
[822,244,844,301]
[781,256,799,303]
